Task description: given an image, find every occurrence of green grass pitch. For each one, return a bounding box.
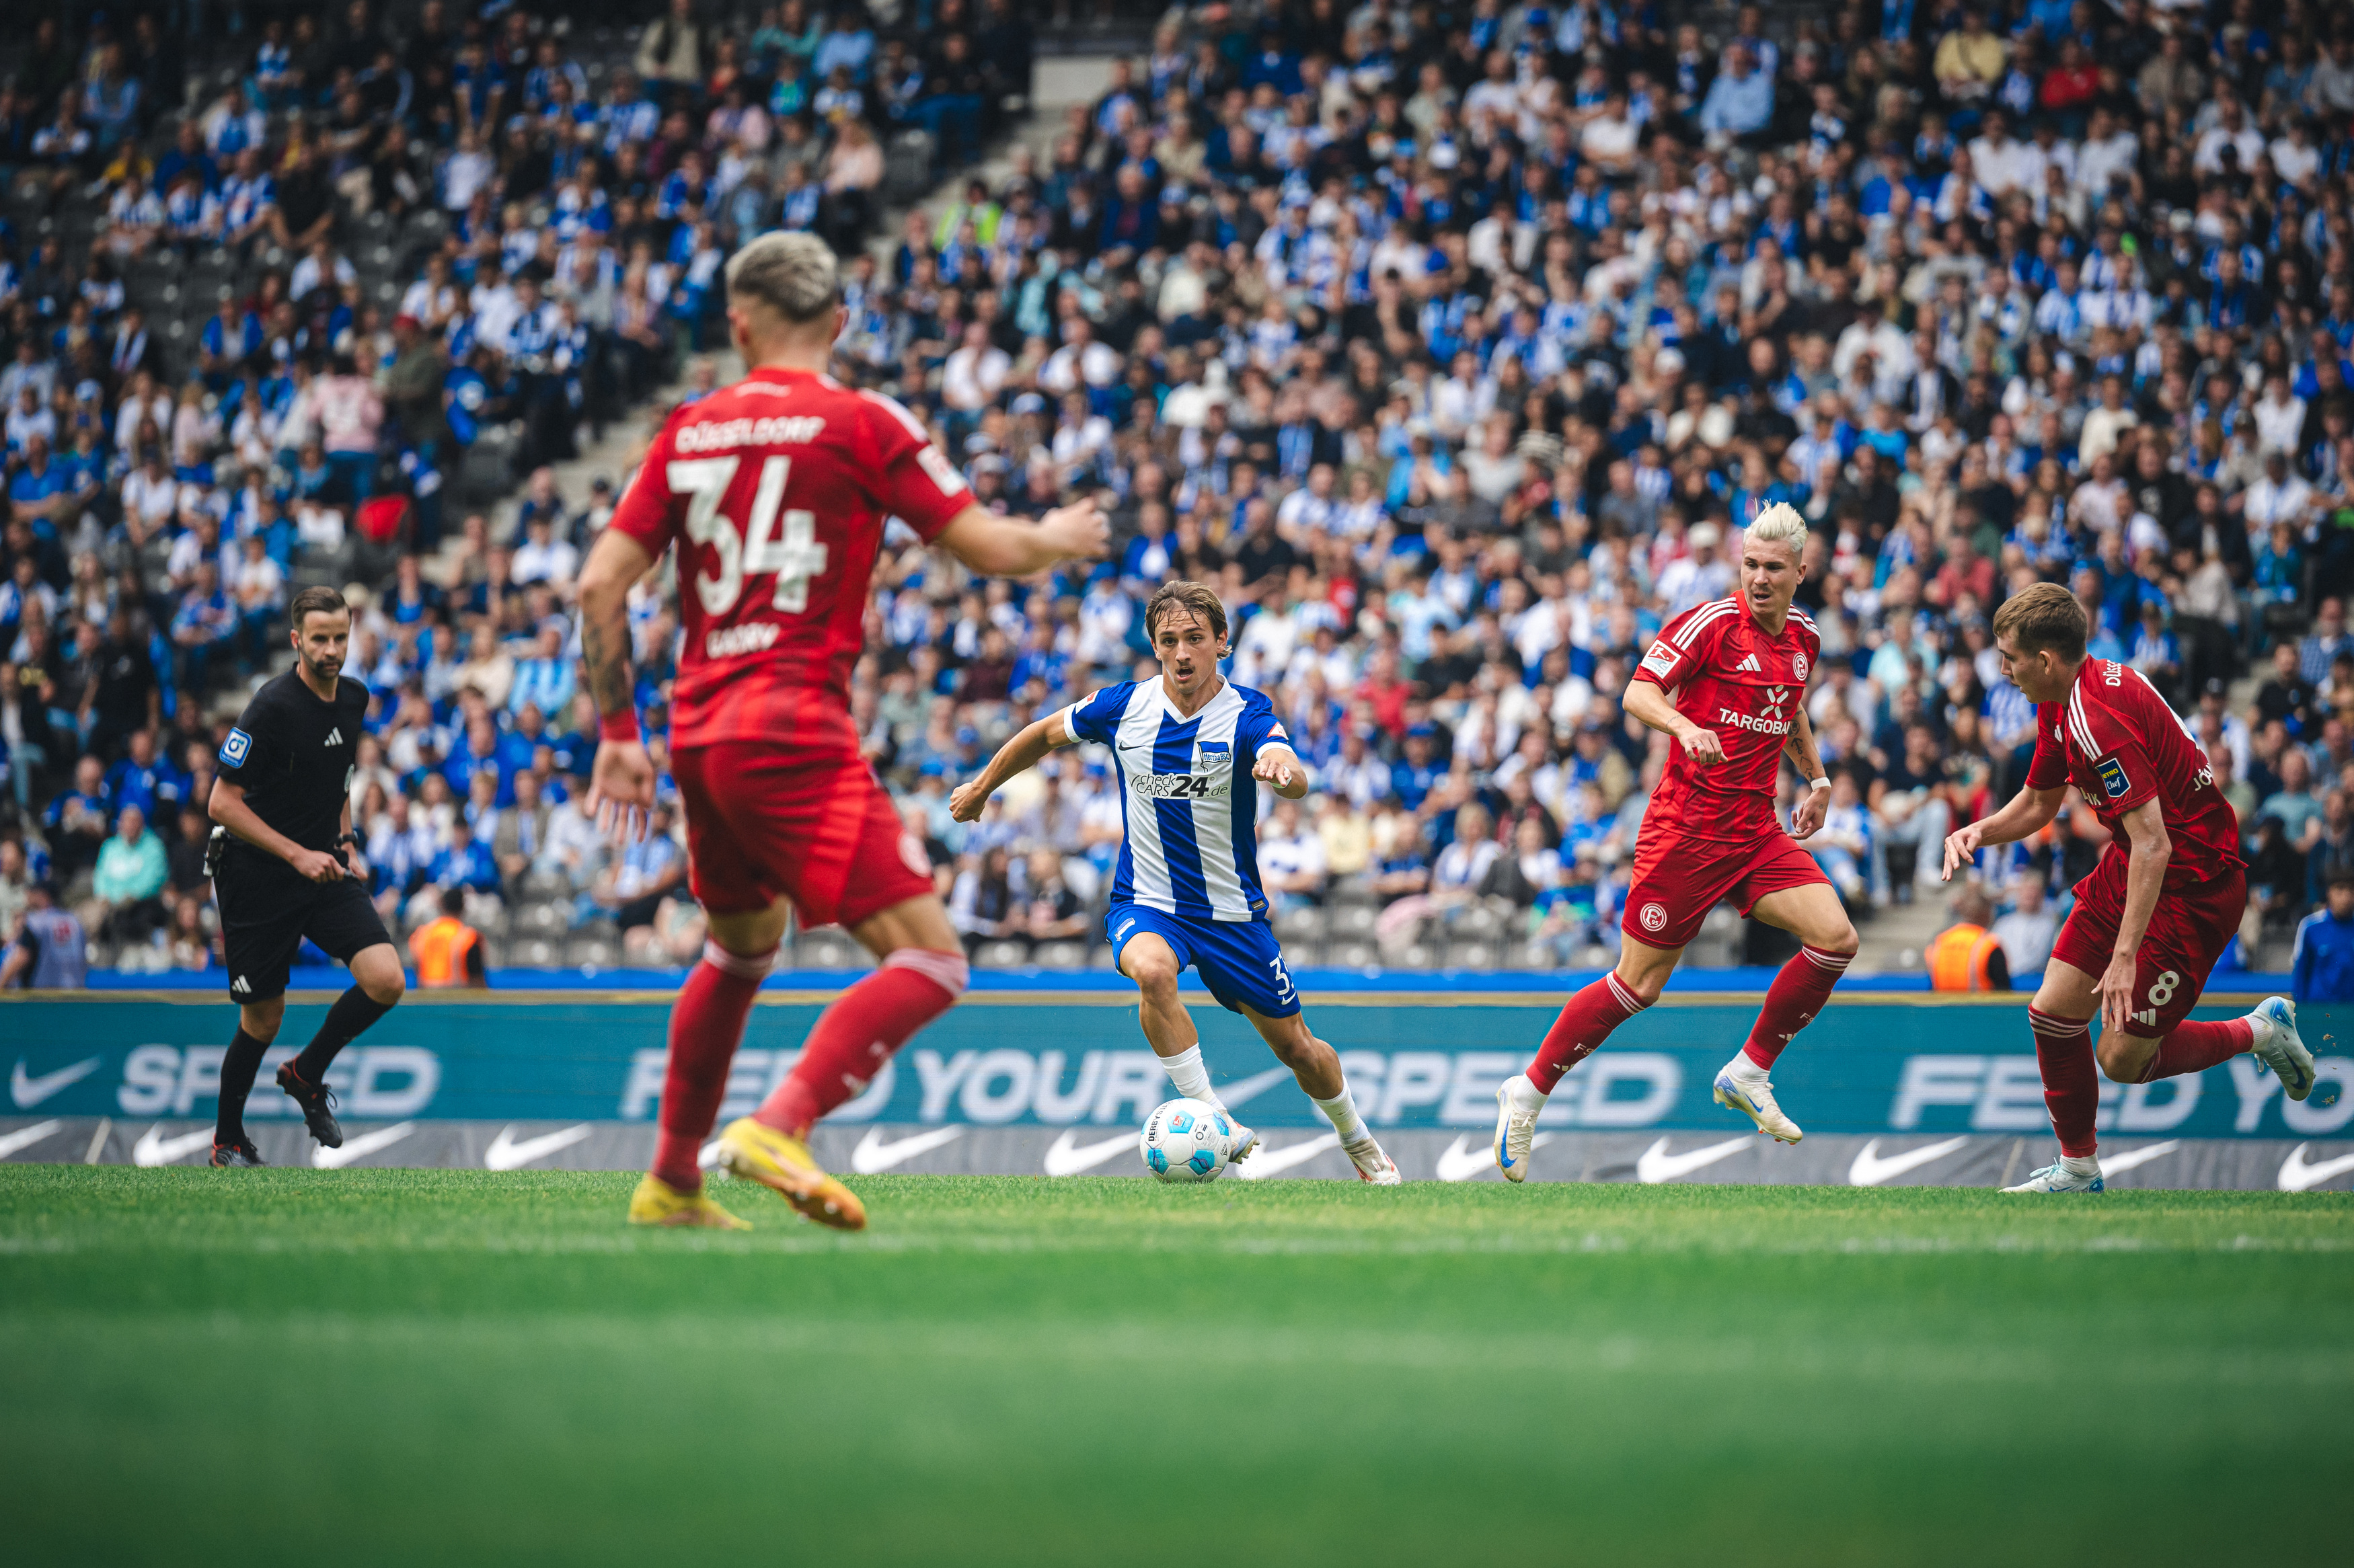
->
[3,1167,2349,1566]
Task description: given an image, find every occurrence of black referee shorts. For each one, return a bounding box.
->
[215,857,393,1003]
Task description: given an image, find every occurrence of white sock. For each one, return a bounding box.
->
[1314,1082,1368,1143]
[1507,1073,1547,1111]
[1158,1046,1227,1110]
[1723,1052,1769,1085]
[2061,1153,2101,1177]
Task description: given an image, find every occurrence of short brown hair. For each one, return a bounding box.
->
[289,586,348,628]
[1143,580,1228,644]
[1991,581,2087,662]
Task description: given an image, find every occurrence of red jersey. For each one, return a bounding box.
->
[607,366,973,751]
[2024,657,2242,891]
[1632,595,1821,844]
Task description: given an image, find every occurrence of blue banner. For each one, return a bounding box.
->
[4,994,2347,1141]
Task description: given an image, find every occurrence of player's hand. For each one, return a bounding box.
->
[1252,751,1300,793]
[287,847,344,883]
[2097,951,2139,1035]
[587,738,656,843]
[1940,821,1985,881]
[1677,727,1727,767]
[948,778,989,823]
[1788,785,1828,842]
[1036,495,1108,561]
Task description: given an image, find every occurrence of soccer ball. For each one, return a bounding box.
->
[1139,1098,1232,1182]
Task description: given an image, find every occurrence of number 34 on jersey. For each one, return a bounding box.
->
[605,365,975,750]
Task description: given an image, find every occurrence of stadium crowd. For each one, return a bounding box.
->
[5,0,2354,1003]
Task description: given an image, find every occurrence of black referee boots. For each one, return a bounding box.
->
[276,1062,344,1148]
[210,1136,266,1167]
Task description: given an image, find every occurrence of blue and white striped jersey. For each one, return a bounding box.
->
[1063,676,1295,924]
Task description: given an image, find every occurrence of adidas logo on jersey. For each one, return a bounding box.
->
[324,728,344,746]
[1735,653,1762,672]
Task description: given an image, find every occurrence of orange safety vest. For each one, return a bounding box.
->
[410,916,480,988]
[1926,922,2003,992]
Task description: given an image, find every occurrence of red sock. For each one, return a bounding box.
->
[755,948,969,1136]
[649,941,775,1191]
[2138,1019,2252,1082]
[1526,972,1647,1095]
[1741,944,1853,1070]
[2028,1006,2098,1159]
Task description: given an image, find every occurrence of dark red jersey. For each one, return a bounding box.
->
[1631,595,1821,845]
[2024,657,2242,891]
[607,366,973,752]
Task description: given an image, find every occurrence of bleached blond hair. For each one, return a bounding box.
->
[1746,501,1809,557]
[724,231,841,323]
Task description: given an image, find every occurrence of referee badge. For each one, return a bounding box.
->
[219,728,253,766]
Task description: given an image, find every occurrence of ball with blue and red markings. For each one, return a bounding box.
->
[1139,1097,1232,1183]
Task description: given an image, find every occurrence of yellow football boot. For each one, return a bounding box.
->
[714,1117,867,1231]
[628,1173,752,1230]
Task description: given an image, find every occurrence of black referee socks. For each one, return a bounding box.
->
[215,1028,272,1142]
[293,986,396,1085]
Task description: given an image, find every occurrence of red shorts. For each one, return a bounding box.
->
[1621,821,1831,949]
[671,742,934,929]
[2049,853,2246,1037]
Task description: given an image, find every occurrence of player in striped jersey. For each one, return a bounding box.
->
[952,580,1402,1183]
[1494,504,1860,1180]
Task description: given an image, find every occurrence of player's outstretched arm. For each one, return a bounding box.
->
[1624,677,1724,765]
[1253,744,1311,799]
[949,711,1075,823]
[1940,784,2064,881]
[577,527,659,842]
[937,496,1108,578]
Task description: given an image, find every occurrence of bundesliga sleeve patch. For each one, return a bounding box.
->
[2095,754,2131,799]
[219,728,252,767]
[1640,641,1679,676]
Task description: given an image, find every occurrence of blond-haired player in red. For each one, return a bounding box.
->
[578,233,1106,1230]
[1492,504,1860,1179]
[1942,582,2313,1193]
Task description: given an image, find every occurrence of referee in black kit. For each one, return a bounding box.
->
[204,586,407,1167]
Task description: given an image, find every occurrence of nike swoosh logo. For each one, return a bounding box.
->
[315,1122,418,1169]
[132,1125,216,1167]
[1435,1131,1552,1182]
[1042,1128,1136,1177]
[11,1057,101,1109]
[1227,1131,1341,1179]
[1215,1066,1295,1110]
[1848,1136,1972,1187]
[1635,1134,1752,1184]
[850,1125,963,1173]
[2096,1140,2181,1178]
[2278,1142,2354,1193]
[484,1124,593,1171]
[0,1119,64,1159]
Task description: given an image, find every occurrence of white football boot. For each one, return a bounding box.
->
[1344,1135,1403,1185]
[1713,1059,1804,1144]
[1492,1076,1544,1182]
[2003,1157,2104,1193]
[2248,998,2316,1102]
[1222,1116,1259,1166]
